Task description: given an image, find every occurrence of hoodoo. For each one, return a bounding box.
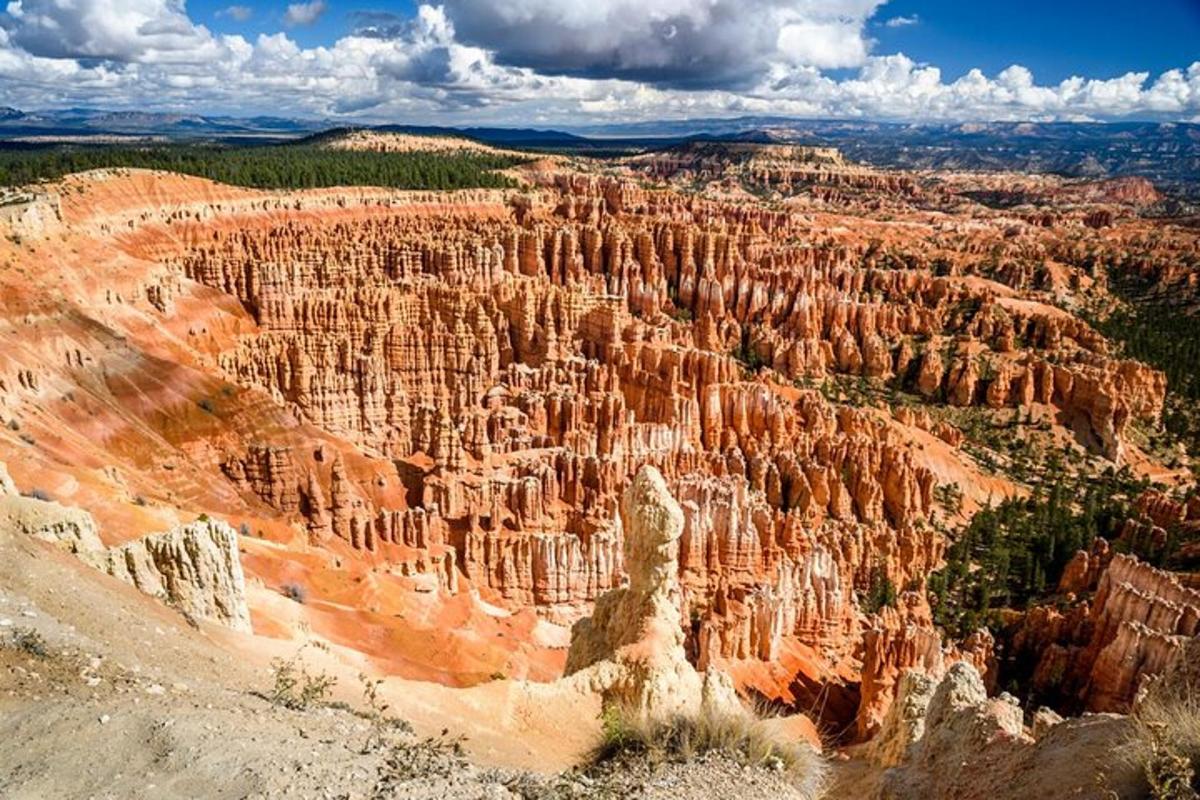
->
[565,465,741,720]
[1,39,1199,796]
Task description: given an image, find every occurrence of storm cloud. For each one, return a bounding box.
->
[441,0,884,89]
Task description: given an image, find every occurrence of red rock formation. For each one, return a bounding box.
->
[1013,551,1200,713]
[1056,538,1112,596]
[856,598,996,740]
[0,152,1194,729]
[1082,554,1200,710]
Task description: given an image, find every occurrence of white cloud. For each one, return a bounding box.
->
[884,14,918,27]
[0,1,1194,125]
[217,5,253,23]
[777,19,872,70]
[440,0,887,87]
[283,1,326,27]
[3,0,222,63]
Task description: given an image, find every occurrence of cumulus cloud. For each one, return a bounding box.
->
[884,14,918,27]
[0,0,1195,125]
[2,0,222,63]
[749,56,1200,122]
[349,11,408,39]
[440,0,885,88]
[283,0,326,27]
[217,5,253,23]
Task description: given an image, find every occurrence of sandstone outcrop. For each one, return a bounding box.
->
[0,492,105,558]
[0,463,249,631]
[146,181,974,696]
[856,600,996,740]
[1011,549,1200,713]
[104,519,252,632]
[565,466,740,719]
[873,663,1143,800]
[1057,538,1113,596]
[0,463,104,558]
[864,669,936,768]
[1081,553,1199,711]
[121,164,1168,673]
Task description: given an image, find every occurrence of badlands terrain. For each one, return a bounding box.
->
[1,133,1198,799]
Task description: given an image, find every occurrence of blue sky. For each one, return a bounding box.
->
[871,0,1200,82]
[189,0,1200,84]
[193,0,367,48]
[0,0,1197,123]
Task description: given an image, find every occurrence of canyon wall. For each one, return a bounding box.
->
[0,151,1191,733]
[1013,549,1200,713]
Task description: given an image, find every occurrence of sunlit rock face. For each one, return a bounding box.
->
[564,465,741,720]
[0,143,1190,731]
[1013,551,1200,714]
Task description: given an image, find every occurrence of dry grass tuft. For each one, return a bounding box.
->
[1127,641,1200,799]
[590,703,827,800]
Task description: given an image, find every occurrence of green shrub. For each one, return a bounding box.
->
[863,563,898,614]
[267,647,337,711]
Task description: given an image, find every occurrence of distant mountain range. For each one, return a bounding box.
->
[2,108,1198,198]
[0,107,318,137]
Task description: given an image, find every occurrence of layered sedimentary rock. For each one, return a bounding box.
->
[564,466,740,719]
[155,183,977,676]
[105,519,252,632]
[1057,538,1113,596]
[855,599,996,739]
[0,463,105,558]
[0,142,1194,737]
[1114,490,1200,563]
[1081,554,1199,711]
[0,463,250,631]
[1012,549,1200,713]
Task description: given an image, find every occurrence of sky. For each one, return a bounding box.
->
[0,0,1197,126]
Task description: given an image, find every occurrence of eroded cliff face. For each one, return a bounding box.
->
[0,462,250,630]
[105,518,252,632]
[143,177,978,727]
[0,148,1192,736]
[856,600,997,740]
[1011,547,1200,714]
[864,662,1143,800]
